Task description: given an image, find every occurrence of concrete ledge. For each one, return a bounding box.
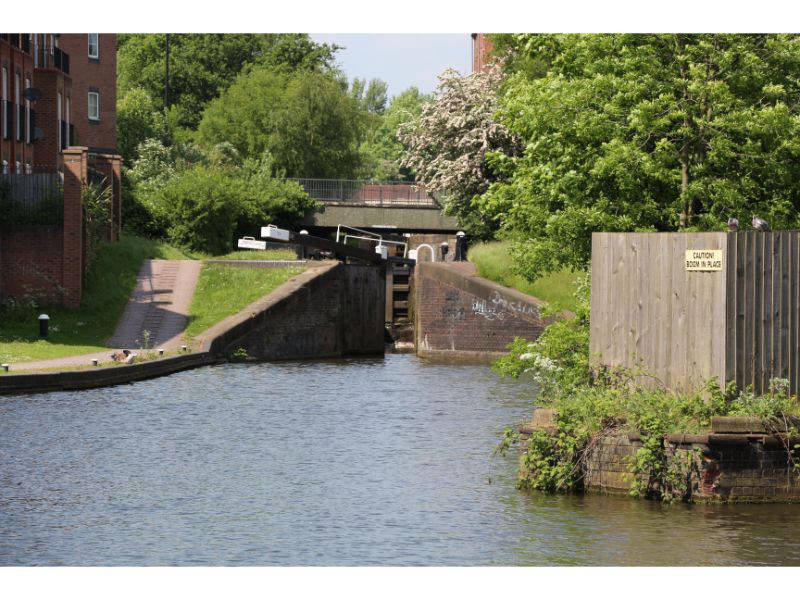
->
[416,348,507,364]
[0,352,219,395]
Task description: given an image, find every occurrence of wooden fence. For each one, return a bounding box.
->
[590,231,800,395]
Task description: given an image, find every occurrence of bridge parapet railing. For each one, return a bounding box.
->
[286,178,439,207]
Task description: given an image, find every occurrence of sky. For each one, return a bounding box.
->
[310,34,472,99]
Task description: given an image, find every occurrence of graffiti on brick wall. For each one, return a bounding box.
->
[472,291,537,321]
[442,290,466,322]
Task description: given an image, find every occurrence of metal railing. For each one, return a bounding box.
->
[35,46,70,74]
[0,170,64,229]
[286,178,439,207]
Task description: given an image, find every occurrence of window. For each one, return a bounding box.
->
[88,91,99,121]
[88,34,99,59]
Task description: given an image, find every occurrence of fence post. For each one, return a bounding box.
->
[61,147,88,308]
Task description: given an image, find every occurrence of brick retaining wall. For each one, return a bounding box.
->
[414,262,551,361]
[523,411,800,503]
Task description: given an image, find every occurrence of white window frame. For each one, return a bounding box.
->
[88,34,99,59]
[88,91,99,121]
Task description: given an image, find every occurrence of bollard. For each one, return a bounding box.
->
[181,345,187,352]
[158,348,164,356]
[298,230,309,260]
[440,241,449,262]
[38,314,50,338]
[1,364,9,372]
[91,359,98,366]
[455,231,466,261]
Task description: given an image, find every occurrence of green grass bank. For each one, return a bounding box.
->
[467,240,582,313]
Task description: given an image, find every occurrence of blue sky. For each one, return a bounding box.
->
[310,34,472,99]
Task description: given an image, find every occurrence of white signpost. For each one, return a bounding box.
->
[685,249,723,271]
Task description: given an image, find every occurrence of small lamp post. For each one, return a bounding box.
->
[38,314,50,338]
[440,241,449,262]
[299,230,309,259]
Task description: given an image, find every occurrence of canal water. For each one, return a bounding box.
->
[1,354,799,566]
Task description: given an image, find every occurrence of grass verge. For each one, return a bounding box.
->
[468,240,582,313]
[185,264,306,338]
[208,249,298,261]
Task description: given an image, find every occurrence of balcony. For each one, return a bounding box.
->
[35,47,70,75]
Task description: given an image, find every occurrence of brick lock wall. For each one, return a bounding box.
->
[415,262,546,355]
[56,34,116,153]
[549,430,800,503]
[209,263,386,360]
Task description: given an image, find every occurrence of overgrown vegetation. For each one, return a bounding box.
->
[185,264,306,338]
[494,280,800,502]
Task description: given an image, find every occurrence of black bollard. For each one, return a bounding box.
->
[440,241,449,261]
[455,231,466,261]
[38,314,49,338]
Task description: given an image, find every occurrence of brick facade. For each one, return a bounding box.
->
[471,33,495,74]
[0,33,120,307]
[56,34,116,153]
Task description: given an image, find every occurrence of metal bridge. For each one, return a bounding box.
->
[289,178,460,233]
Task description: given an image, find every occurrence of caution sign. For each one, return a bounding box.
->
[685,249,723,271]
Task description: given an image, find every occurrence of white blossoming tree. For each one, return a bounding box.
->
[397,65,520,236]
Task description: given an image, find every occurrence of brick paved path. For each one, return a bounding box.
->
[9,260,201,372]
[108,260,201,350]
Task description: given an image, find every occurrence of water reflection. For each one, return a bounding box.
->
[1,354,799,565]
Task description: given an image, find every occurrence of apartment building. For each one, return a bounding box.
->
[0,33,117,173]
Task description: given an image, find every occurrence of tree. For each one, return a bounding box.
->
[358,86,431,180]
[117,34,339,130]
[116,87,168,163]
[196,67,366,178]
[478,34,800,279]
[397,67,521,235]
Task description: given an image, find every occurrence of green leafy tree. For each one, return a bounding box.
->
[479,34,800,279]
[117,34,339,130]
[197,67,366,178]
[398,67,521,236]
[116,87,169,163]
[358,86,430,180]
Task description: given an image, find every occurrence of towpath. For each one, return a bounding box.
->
[8,260,201,372]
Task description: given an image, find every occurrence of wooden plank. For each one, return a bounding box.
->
[725,231,737,386]
[385,268,394,323]
[743,232,753,389]
[589,233,603,363]
[780,232,790,382]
